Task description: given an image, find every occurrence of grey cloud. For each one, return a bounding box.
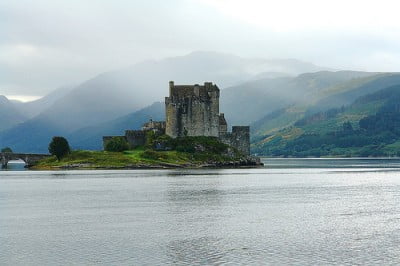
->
[1,0,400,98]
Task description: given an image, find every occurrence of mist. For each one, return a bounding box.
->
[2,0,400,99]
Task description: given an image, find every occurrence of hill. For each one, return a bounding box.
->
[22,51,331,132]
[221,71,375,125]
[251,73,400,137]
[252,84,400,157]
[0,102,163,153]
[11,86,75,119]
[0,95,27,132]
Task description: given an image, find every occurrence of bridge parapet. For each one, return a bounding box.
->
[1,152,52,168]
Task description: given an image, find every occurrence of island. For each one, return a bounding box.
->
[31,81,263,169]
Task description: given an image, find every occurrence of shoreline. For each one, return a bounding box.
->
[29,155,264,170]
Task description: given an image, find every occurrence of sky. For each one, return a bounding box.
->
[2,0,400,101]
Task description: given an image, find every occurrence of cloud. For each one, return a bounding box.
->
[199,0,400,31]
[1,0,400,99]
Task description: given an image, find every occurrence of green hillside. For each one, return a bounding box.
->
[251,73,400,137]
[221,70,375,125]
[253,84,400,157]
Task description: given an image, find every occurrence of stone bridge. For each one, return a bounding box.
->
[1,152,52,168]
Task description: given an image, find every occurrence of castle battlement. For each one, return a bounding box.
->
[167,81,219,100]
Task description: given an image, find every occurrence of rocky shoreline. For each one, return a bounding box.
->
[31,156,263,170]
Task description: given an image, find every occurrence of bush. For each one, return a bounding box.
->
[48,136,71,160]
[1,147,12,153]
[142,149,168,160]
[105,137,129,152]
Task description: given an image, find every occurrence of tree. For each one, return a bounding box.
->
[48,136,71,160]
[1,147,12,153]
[342,121,353,133]
[104,137,129,152]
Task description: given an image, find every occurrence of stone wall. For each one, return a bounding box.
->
[231,126,250,155]
[125,130,146,148]
[165,81,220,138]
[219,126,250,155]
[1,152,52,168]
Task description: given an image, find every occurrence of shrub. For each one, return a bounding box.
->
[1,147,12,153]
[105,137,129,152]
[142,149,168,160]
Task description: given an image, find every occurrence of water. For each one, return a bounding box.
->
[1,158,400,265]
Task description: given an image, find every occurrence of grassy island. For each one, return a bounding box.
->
[32,136,262,170]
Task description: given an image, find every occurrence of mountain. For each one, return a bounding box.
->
[0,51,332,153]
[0,115,64,153]
[251,72,400,138]
[23,51,331,132]
[252,84,400,157]
[12,86,75,119]
[68,102,164,150]
[221,71,375,126]
[0,102,164,153]
[0,95,27,132]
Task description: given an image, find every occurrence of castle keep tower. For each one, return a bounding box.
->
[165,81,250,155]
[165,81,221,138]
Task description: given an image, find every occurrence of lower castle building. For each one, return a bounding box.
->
[103,81,250,155]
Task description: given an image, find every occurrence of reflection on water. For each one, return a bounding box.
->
[263,157,400,168]
[1,159,400,265]
[1,161,26,171]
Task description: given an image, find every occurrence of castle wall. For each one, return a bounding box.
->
[231,126,250,155]
[219,126,250,155]
[125,130,146,148]
[165,82,220,138]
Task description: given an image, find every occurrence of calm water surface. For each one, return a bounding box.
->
[1,158,400,265]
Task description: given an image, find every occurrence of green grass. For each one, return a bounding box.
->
[32,135,245,169]
[33,149,196,169]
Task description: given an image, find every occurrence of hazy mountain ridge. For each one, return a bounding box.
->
[68,102,164,150]
[250,72,400,137]
[11,86,75,119]
[4,51,331,134]
[0,52,335,152]
[221,70,375,126]
[0,95,27,132]
[0,102,164,153]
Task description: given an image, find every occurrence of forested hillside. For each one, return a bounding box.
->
[253,85,400,157]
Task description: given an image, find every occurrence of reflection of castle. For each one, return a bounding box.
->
[103,82,250,155]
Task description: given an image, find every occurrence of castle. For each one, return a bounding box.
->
[103,82,250,155]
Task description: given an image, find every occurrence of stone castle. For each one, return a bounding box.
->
[103,82,250,155]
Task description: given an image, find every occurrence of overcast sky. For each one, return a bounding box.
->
[2,0,400,101]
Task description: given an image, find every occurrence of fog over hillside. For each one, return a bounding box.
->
[5,51,331,132]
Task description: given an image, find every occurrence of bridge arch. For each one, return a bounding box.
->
[1,153,52,168]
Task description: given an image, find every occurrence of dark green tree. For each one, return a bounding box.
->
[48,136,71,160]
[104,137,129,152]
[342,121,354,133]
[1,147,12,153]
